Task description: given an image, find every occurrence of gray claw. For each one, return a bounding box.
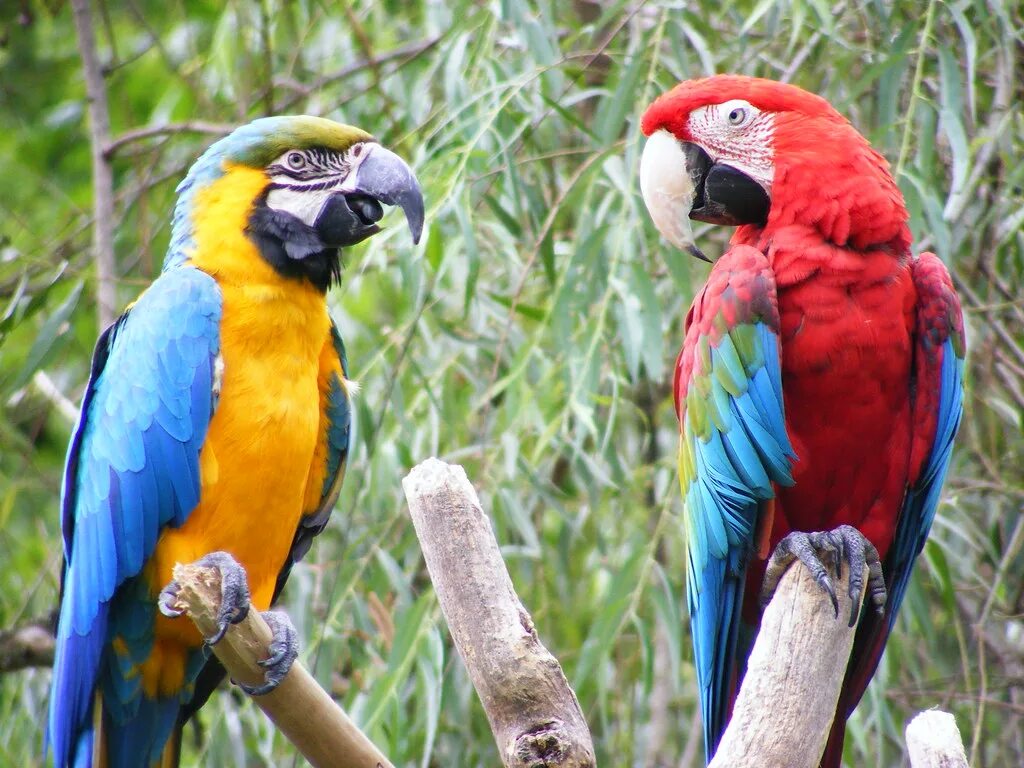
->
[193,551,250,645]
[761,526,888,627]
[158,583,184,618]
[237,610,298,696]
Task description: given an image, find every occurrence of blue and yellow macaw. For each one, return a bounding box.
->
[48,116,423,768]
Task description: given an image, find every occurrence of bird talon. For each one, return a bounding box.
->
[817,573,839,618]
[158,584,184,618]
[236,610,298,696]
[185,551,252,646]
[763,526,888,627]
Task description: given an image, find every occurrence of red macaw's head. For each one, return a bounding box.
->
[640,75,911,259]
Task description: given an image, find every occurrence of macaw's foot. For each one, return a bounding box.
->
[157,551,251,644]
[235,610,298,696]
[760,525,887,627]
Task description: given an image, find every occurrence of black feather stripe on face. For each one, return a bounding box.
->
[267,147,351,182]
[246,194,341,293]
[267,180,339,194]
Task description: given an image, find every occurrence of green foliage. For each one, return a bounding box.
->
[1,0,1022,766]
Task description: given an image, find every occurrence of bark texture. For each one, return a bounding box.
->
[708,559,867,768]
[169,561,394,768]
[906,710,970,768]
[403,458,596,768]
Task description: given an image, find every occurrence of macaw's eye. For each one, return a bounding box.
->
[728,107,747,126]
[286,152,306,170]
[719,99,756,128]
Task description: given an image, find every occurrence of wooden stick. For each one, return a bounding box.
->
[168,562,394,768]
[708,558,867,768]
[402,458,596,768]
[0,616,55,673]
[906,710,969,768]
[70,0,118,328]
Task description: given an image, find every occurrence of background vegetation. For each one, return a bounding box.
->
[1,0,1021,765]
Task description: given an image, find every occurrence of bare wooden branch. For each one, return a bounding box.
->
[275,36,442,104]
[907,710,969,768]
[103,121,235,159]
[0,615,55,673]
[70,0,117,328]
[708,559,867,768]
[168,562,393,768]
[32,370,81,424]
[402,458,596,768]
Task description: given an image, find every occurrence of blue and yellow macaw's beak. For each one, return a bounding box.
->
[317,142,424,248]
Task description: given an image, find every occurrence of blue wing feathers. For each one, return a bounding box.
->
[49,266,221,768]
[712,335,748,397]
[721,417,772,495]
[61,319,125,559]
[760,324,785,407]
[682,286,792,762]
[885,339,963,632]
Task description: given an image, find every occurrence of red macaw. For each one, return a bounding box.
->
[639,76,964,766]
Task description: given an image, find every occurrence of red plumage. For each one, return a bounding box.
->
[644,76,965,767]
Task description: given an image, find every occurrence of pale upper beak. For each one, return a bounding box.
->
[639,129,708,262]
[339,142,425,245]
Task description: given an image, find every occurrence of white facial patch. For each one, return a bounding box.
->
[265,185,334,227]
[264,146,367,226]
[688,100,775,191]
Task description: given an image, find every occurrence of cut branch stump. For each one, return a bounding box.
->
[708,557,868,768]
[403,458,596,768]
[168,562,394,768]
[906,710,969,767]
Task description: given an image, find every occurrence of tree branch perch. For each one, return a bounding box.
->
[403,458,596,768]
[709,556,867,768]
[906,710,970,767]
[166,562,394,768]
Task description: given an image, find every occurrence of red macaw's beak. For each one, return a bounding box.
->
[315,142,425,248]
[640,129,769,261]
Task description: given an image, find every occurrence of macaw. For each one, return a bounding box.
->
[48,116,424,768]
[639,76,964,766]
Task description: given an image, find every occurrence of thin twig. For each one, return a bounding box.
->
[970,509,1024,763]
[259,0,274,115]
[0,614,55,673]
[275,37,442,106]
[103,121,235,159]
[894,0,937,180]
[70,0,117,328]
[32,370,80,424]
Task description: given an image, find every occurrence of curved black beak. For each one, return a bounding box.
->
[682,142,770,228]
[314,143,425,248]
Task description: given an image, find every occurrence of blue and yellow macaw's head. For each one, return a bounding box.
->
[168,115,424,291]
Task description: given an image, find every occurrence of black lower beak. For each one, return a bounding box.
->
[314,142,425,249]
[314,192,384,248]
[682,142,770,227]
